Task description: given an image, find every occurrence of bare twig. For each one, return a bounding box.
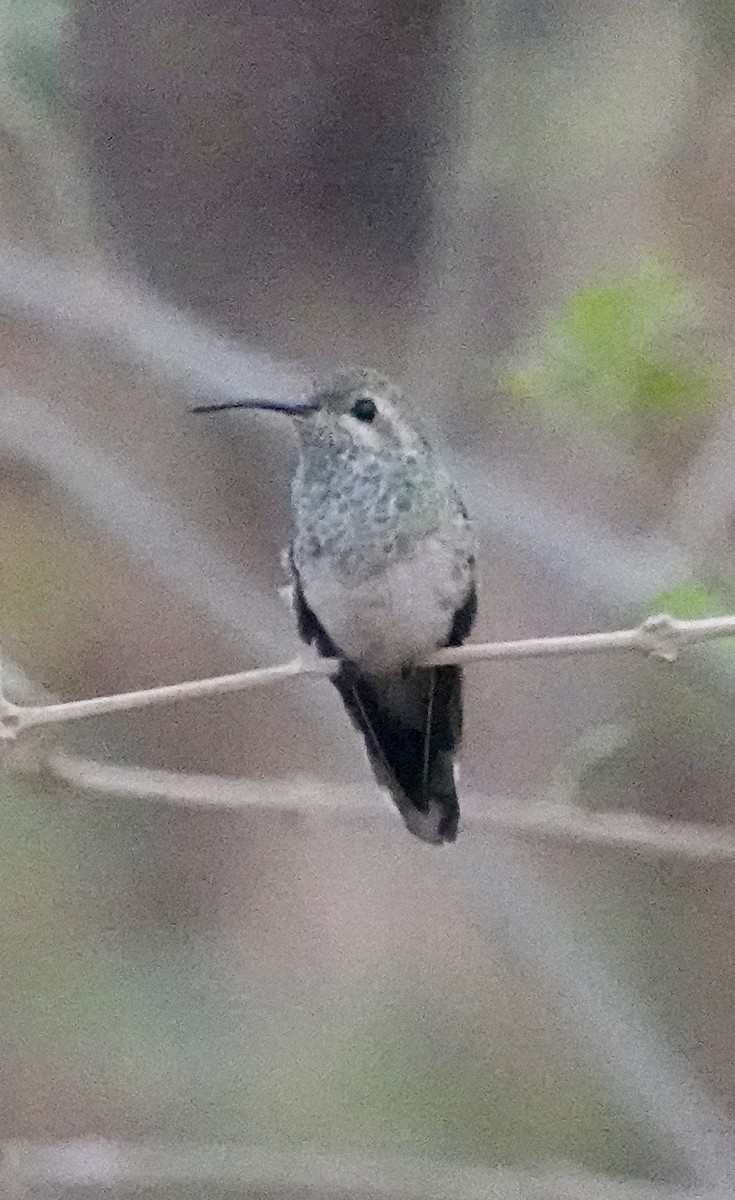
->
[1,1139,730,1200]
[44,749,735,864]
[0,657,322,735]
[0,245,696,625]
[0,244,304,403]
[452,838,735,1190]
[3,655,731,865]
[0,249,699,675]
[1,612,734,739]
[0,389,297,663]
[0,245,691,617]
[6,636,735,1188]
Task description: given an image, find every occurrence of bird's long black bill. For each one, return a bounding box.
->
[190,398,316,416]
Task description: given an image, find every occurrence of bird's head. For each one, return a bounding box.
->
[191,367,425,457]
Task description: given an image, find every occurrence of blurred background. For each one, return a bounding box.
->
[4,0,735,1196]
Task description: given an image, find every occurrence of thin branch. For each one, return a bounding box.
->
[0,248,702,680]
[0,389,296,664]
[0,245,692,615]
[431,612,735,664]
[465,796,735,862]
[45,749,735,864]
[1,612,734,738]
[10,646,735,1187]
[1,1139,730,1200]
[0,243,304,405]
[3,655,731,863]
[1,657,326,734]
[0,245,698,624]
[452,839,735,1190]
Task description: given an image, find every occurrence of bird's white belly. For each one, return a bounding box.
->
[300,535,471,672]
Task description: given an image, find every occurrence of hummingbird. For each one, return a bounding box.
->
[193,368,477,844]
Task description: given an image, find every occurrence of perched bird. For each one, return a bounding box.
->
[193,368,476,843]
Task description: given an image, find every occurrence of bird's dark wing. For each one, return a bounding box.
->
[289,549,476,844]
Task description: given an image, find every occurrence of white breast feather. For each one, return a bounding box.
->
[300,533,472,672]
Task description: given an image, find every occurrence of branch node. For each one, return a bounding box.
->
[638,612,682,662]
[0,711,21,741]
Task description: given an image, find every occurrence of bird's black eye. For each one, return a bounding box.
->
[351,396,377,423]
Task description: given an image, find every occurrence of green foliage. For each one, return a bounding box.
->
[505,261,717,441]
[650,581,731,622]
[651,582,735,639]
[649,582,735,655]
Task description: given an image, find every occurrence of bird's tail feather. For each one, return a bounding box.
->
[290,559,473,844]
[333,661,462,844]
